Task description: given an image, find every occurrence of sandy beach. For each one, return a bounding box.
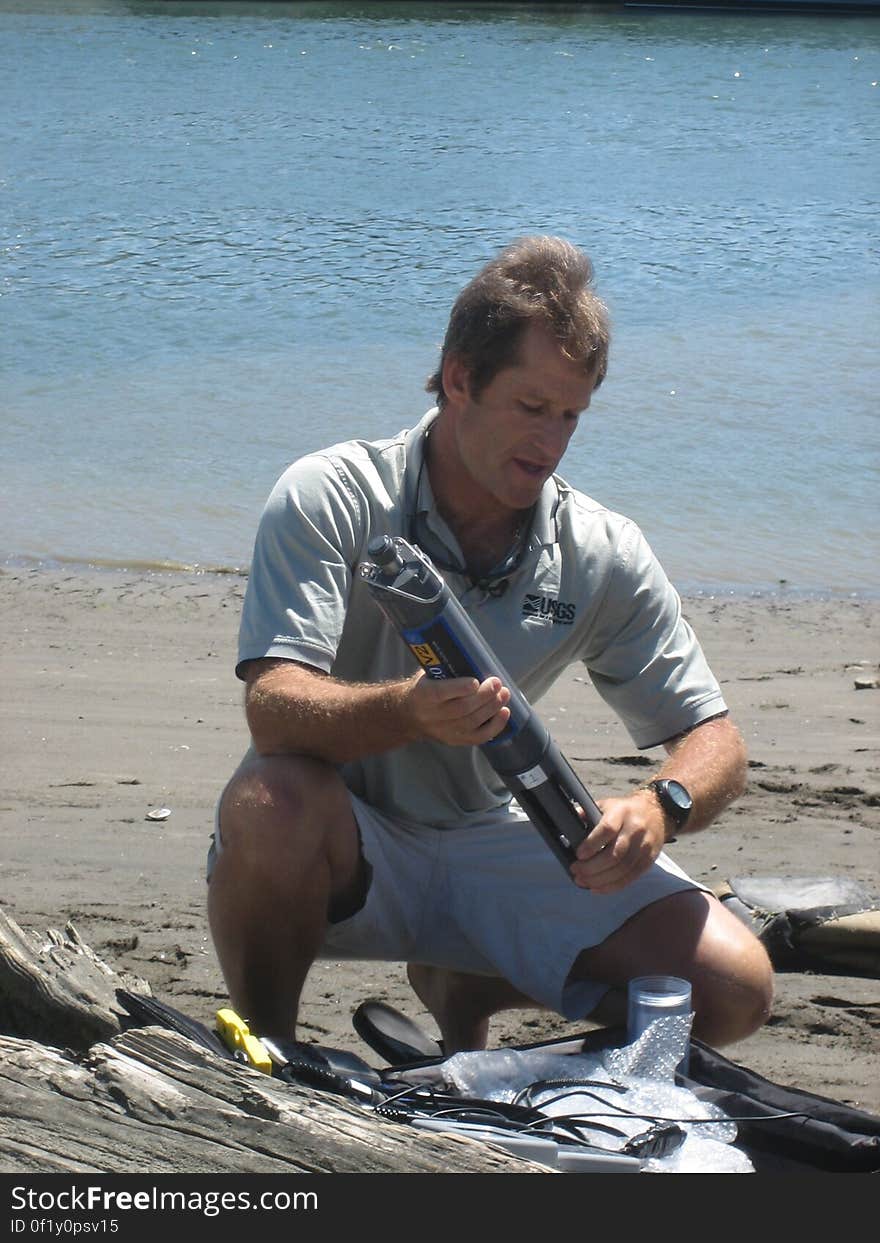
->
[1,563,878,1118]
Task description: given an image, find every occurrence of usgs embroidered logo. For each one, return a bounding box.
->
[522,593,577,625]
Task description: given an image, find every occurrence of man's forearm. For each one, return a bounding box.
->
[570,713,747,893]
[650,714,748,834]
[245,659,417,764]
[243,657,512,764]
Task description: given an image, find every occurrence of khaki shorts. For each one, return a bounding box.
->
[208,793,706,1022]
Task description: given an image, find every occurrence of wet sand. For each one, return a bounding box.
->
[1,563,877,1115]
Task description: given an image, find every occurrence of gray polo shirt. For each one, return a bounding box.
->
[237,409,727,826]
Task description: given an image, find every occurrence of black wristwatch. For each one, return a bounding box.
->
[647,779,693,840]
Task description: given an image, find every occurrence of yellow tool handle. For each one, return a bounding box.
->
[216,1007,273,1074]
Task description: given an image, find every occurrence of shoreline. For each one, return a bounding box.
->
[1,562,878,1116]
[4,553,879,606]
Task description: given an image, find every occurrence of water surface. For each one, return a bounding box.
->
[2,1,878,594]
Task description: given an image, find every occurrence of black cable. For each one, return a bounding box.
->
[371,1079,815,1153]
[518,1106,813,1132]
[518,1080,816,1129]
[514,1077,628,1105]
[515,1079,630,1113]
[374,1088,689,1159]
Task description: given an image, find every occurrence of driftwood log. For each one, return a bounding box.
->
[0,907,545,1174]
[0,906,151,1050]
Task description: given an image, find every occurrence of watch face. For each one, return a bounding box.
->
[666,780,692,812]
[651,779,692,828]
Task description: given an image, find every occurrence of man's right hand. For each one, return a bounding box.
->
[404,671,511,747]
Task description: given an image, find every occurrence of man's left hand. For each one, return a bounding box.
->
[570,791,666,893]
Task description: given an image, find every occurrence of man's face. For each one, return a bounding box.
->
[443,321,597,515]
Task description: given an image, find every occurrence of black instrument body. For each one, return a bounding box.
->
[359,536,601,874]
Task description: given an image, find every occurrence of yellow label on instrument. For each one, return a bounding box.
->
[410,642,441,668]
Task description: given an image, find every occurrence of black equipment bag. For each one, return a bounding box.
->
[681,1039,880,1173]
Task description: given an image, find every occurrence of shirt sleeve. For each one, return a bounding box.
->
[236,453,363,679]
[582,520,727,749]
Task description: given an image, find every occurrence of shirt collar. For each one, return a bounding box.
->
[402,407,440,520]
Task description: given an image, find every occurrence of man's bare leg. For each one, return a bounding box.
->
[572,889,774,1047]
[407,890,772,1052]
[207,753,363,1040]
[405,964,541,1052]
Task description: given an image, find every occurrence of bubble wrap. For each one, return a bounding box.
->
[440,1023,753,1173]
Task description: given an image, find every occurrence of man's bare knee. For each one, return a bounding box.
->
[571,890,775,1048]
[217,750,360,880]
[692,937,774,1047]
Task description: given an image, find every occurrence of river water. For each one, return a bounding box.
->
[2,1,878,594]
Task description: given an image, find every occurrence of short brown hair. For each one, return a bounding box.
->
[426,235,610,406]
